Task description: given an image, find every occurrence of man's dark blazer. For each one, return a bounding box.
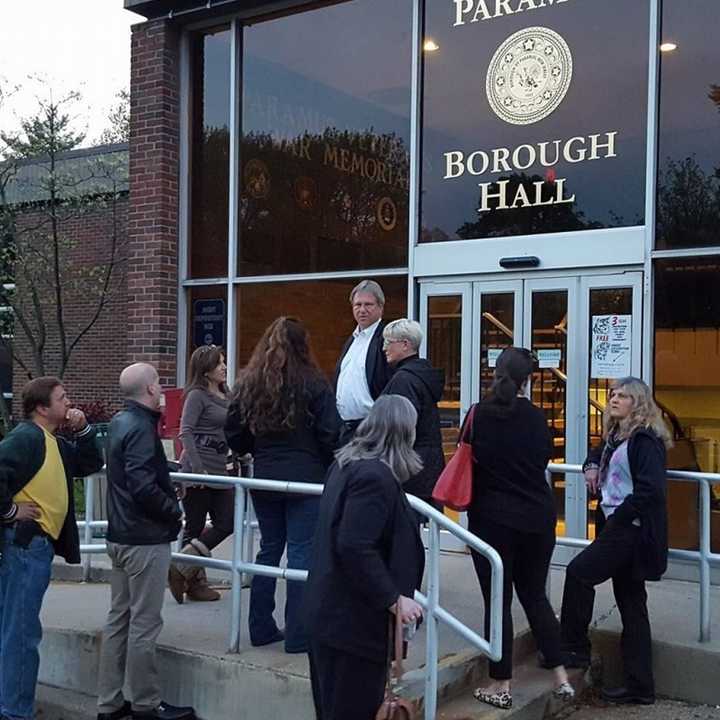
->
[333,321,393,404]
[303,458,425,663]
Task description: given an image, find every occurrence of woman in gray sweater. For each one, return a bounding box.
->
[168,345,233,603]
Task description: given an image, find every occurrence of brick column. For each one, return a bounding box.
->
[127,19,181,385]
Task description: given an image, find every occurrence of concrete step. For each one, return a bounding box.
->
[36,684,96,720]
[435,663,590,720]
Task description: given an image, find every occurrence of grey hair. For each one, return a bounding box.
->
[335,395,423,483]
[383,318,423,352]
[349,279,385,307]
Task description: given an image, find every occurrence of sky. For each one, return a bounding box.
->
[0,1,143,144]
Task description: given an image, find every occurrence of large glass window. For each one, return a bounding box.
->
[235,276,407,379]
[189,27,231,279]
[656,1,720,250]
[238,0,412,276]
[421,0,648,242]
[654,257,720,551]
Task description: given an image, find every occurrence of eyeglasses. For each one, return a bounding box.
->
[382,338,407,349]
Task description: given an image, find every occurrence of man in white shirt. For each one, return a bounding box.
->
[333,280,393,441]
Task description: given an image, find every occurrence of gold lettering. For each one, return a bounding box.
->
[478,179,510,212]
[445,151,466,179]
[588,132,617,160]
[351,153,365,177]
[492,147,511,173]
[554,177,575,204]
[494,0,514,17]
[324,144,339,168]
[511,183,531,208]
[533,180,555,205]
[515,0,538,10]
[472,0,492,22]
[454,0,474,25]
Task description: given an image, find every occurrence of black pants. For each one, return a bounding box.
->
[469,517,562,680]
[182,487,234,550]
[560,517,653,696]
[309,641,387,720]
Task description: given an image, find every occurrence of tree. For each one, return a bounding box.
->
[96,88,130,145]
[0,87,128,403]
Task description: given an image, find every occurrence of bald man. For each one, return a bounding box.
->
[96,364,195,720]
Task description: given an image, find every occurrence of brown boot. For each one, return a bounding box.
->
[168,539,212,604]
[168,564,187,604]
[186,567,221,602]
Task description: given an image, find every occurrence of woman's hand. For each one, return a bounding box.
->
[585,467,600,494]
[390,595,423,625]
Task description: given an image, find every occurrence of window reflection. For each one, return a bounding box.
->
[239,0,412,275]
[654,258,720,551]
[421,0,648,242]
[189,28,231,279]
[234,276,407,380]
[656,1,720,250]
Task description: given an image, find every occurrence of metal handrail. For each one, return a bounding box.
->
[77,470,504,720]
[548,462,720,643]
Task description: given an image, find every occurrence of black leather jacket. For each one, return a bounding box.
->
[106,400,182,545]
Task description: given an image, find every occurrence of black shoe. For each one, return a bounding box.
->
[98,702,132,720]
[561,650,590,669]
[132,701,196,719]
[601,687,655,705]
[250,629,284,647]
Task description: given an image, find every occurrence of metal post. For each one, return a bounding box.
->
[424,520,440,720]
[698,478,711,642]
[83,475,95,581]
[229,482,247,653]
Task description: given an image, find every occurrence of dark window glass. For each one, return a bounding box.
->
[239,0,412,275]
[656,1,720,250]
[654,257,720,551]
[235,276,407,378]
[189,28,231,279]
[421,0,648,242]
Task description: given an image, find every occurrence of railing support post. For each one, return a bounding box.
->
[699,479,711,642]
[83,475,95,581]
[424,519,440,720]
[229,484,247,653]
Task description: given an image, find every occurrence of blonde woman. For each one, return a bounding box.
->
[560,377,671,706]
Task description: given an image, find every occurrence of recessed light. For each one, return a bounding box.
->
[424,39,440,52]
[660,42,678,53]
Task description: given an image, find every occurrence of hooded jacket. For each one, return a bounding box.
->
[381,355,445,500]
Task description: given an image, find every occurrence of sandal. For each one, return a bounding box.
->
[473,687,512,709]
[553,681,575,700]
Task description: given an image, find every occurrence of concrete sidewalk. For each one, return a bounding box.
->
[40,549,720,719]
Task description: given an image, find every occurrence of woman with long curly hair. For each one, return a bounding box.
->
[225,317,341,653]
[560,377,672,705]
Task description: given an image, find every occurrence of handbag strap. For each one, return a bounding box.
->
[385,602,407,686]
[458,403,477,445]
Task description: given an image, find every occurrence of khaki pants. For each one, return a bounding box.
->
[97,542,171,714]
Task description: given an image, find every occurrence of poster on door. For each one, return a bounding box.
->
[591,314,631,379]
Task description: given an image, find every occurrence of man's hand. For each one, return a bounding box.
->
[585,467,600,495]
[174,483,187,500]
[15,502,41,521]
[65,409,88,432]
[390,595,424,625]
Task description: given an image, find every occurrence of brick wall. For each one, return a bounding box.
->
[127,19,181,386]
[11,197,129,415]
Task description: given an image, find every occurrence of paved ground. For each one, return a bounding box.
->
[568,698,720,720]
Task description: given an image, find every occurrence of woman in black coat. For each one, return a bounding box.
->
[560,377,670,705]
[469,347,573,709]
[225,317,341,653]
[303,395,425,720]
[380,319,445,505]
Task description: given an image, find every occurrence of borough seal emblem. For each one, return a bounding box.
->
[486,26,572,126]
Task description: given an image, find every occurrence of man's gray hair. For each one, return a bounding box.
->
[383,318,423,352]
[349,279,385,307]
[119,363,159,400]
[335,395,423,483]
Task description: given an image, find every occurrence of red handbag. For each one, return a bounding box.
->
[431,404,477,512]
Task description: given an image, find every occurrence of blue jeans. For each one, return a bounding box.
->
[249,493,320,652]
[0,527,54,720]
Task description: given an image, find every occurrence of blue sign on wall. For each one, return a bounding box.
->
[193,299,226,348]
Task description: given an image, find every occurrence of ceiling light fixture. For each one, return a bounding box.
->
[424,39,440,52]
[660,42,678,52]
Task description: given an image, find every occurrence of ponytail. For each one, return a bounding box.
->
[488,373,521,405]
[482,347,535,414]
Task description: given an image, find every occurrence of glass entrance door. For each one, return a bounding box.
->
[419,272,643,555]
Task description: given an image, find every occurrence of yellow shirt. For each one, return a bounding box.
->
[13,428,68,540]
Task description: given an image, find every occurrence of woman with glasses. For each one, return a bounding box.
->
[168,344,233,603]
[225,317,341,653]
[560,377,670,705]
[380,319,445,509]
[469,347,574,709]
